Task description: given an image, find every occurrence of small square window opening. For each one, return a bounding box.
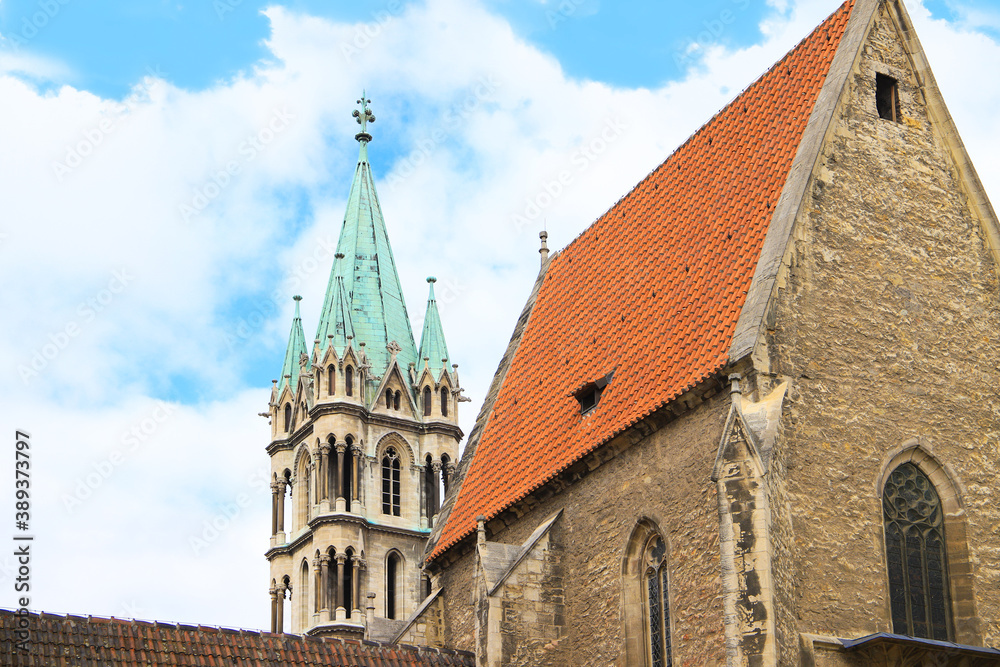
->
[876,73,900,122]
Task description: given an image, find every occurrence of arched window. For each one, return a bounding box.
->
[343,435,354,512]
[299,559,310,628]
[381,447,401,516]
[344,547,355,618]
[386,552,400,619]
[423,386,432,417]
[328,366,335,396]
[345,366,354,396]
[385,389,393,409]
[644,536,672,667]
[283,403,292,432]
[440,387,449,417]
[883,462,952,640]
[393,391,401,411]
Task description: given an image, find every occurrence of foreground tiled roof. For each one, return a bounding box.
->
[431,0,854,560]
[0,610,475,666]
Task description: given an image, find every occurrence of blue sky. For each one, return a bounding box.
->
[1,0,999,632]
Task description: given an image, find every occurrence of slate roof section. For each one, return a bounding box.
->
[0,609,476,667]
[430,0,855,561]
[278,296,307,395]
[317,137,419,376]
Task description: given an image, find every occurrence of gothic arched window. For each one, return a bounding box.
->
[328,366,335,396]
[382,447,401,516]
[385,389,393,409]
[883,462,952,640]
[644,536,672,667]
[440,387,449,417]
[283,403,292,432]
[393,391,401,411]
[423,386,432,417]
[345,366,354,396]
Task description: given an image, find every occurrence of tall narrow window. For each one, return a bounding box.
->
[423,386,432,417]
[345,366,354,396]
[283,403,292,432]
[440,387,449,417]
[343,436,354,513]
[385,389,393,409]
[344,547,355,618]
[883,462,952,640]
[876,73,899,122]
[328,366,335,396]
[382,447,401,516]
[386,552,399,619]
[645,536,672,667]
[393,391,401,411]
[299,559,310,626]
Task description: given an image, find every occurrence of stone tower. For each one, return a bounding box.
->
[264,95,465,640]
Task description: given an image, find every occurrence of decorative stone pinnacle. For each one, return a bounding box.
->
[293,294,302,302]
[352,92,375,141]
[539,230,550,265]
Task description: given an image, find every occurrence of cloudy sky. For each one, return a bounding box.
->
[0,0,998,631]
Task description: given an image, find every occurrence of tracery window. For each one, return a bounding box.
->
[645,536,672,667]
[883,462,952,640]
[382,447,401,516]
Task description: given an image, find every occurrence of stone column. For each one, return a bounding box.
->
[335,443,347,512]
[269,585,279,633]
[352,558,362,616]
[419,465,427,520]
[276,480,287,533]
[335,553,347,620]
[319,443,331,501]
[431,461,442,519]
[270,482,280,535]
[351,444,363,505]
[365,592,376,635]
[320,554,331,622]
[312,556,321,622]
[275,583,285,633]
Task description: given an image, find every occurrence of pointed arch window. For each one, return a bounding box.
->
[328,366,335,396]
[382,447,401,516]
[393,391,401,411]
[440,387,449,417]
[423,386,432,417]
[883,462,952,640]
[645,536,672,667]
[283,403,292,432]
[345,366,354,396]
[385,389,393,409]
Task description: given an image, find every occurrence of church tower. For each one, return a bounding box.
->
[264,95,465,640]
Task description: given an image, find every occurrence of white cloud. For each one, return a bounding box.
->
[0,0,996,631]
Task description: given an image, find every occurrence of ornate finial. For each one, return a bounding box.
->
[293,295,302,301]
[352,92,375,142]
[426,276,436,283]
[539,231,549,265]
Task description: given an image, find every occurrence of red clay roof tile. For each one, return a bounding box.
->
[431,0,854,561]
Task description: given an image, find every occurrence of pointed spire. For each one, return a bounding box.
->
[316,253,356,353]
[316,95,419,378]
[418,277,451,376]
[279,296,307,395]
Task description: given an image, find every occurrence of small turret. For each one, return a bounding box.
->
[278,296,307,395]
[417,277,451,377]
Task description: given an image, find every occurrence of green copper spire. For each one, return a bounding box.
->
[418,277,451,374]
[315,253,356,353]
[315,95,419,377]
[279,295,307,394]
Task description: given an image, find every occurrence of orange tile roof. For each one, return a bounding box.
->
[431,0,854,561]
[1,610,476,666]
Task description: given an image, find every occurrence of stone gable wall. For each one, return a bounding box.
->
[761,2,1000,653]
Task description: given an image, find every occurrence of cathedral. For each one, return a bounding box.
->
[3,0,999,665]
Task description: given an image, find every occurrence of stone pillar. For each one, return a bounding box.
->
[365,592,376,636]
[419,465,427,519]
[352,558,363,616]
[335,443,347,512]
[351,444,363,505]
[320,554,331,622]
[312,556,321,623]
[335,553,347,620]
[275,583,285,634]
[431,461,442,520]
[319,443,331,502]
[276,479,287,533]
[270,482,280,535]
[269,585,279,633]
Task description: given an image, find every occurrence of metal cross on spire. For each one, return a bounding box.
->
[353,91,375,142]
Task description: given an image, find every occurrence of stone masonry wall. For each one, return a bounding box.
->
[762,2,1000,652]
[435,390,731,666]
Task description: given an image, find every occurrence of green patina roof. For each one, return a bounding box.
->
[315,254,356,354]
[315,132,418,378]
[418,277,451,375]
[279,296,307,394]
